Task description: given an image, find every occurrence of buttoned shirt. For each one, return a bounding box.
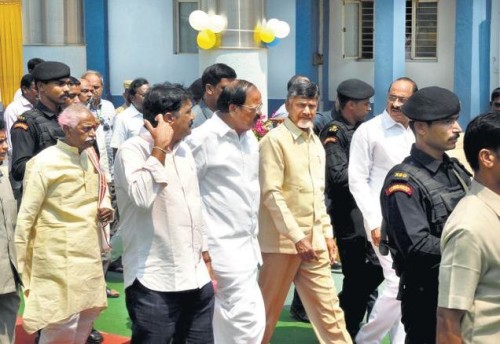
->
[192,99,214,128]
[0,165,19,294]
[439,180,500,343]
[90,99,115,174]
[186,114,262,272]
[4,95,33,158]
[258,118,332,254]
[114,129,210,291]
[15,140,109,334]
[349,110,415,238]
[110,104,143,149]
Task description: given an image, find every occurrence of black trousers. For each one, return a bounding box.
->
[400,279,438,344]
[126,279,215,344]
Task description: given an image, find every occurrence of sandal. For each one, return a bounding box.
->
[106,287,120,298]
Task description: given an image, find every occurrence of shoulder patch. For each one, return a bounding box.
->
[392,171,410,181]
[13,122,29,131]
[323,137,338,144]
[328,124,339,133]
[385,183,413,196]
[17,114,27,122]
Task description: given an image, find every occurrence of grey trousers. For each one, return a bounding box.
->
[0,291,20,344]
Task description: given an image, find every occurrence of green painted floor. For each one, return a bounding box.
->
[19,269,389,343]
[91,271,390,343]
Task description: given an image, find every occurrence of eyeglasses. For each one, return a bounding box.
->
[387,95,409,103]
[240,103,263,113]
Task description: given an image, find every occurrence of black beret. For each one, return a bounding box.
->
[337,79,374,100]
[32,61,70,82]
[402,86,460,121]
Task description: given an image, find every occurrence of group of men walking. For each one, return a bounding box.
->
[1,56,500,344]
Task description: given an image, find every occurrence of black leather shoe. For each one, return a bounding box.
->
[86,328,104,344]
[290,306,310,323]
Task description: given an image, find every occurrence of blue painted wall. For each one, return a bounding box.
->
[454,0,491,126]
[83,0,111,100]
[296,0,319,83]
[373,0,406,114]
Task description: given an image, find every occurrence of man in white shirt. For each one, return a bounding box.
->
[4,74,37,161]
[348,77,418,343]
[114,83,214,343]
[82,70,116,173]
[186,80,265,344]
[111,77,150,156]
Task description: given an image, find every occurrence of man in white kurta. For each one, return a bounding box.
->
[186,80,265,344]
[15,104,112,343]
[349,78,417,343]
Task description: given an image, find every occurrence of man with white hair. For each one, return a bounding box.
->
[15,104,113,343]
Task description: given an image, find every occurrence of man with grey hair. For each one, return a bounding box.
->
[186,79,265,343]
[258,80,351,343]
[16,104,112,343]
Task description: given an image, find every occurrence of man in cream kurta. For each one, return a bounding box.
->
[15,104,112,342]
[258,80,351,344]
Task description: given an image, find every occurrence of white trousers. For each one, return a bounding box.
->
[39,308,100,344]
[213,267,265,344]
[356,245,405,344]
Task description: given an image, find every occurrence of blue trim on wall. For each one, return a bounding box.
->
[454,0,491,127]
[373,0,406,114]
[268,99,284,116]
[296,0,319,83]
[83,0,111,100]
[322,0,333,110]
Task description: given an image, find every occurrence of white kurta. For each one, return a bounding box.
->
[186,113,265,344]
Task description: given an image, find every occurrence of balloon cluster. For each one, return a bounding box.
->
[189,10,226,50]
[255,19,290,47]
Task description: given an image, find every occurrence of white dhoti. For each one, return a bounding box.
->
[213,267,265,344]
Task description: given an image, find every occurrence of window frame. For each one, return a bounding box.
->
[173,0,200,54]
[342,0,438,62]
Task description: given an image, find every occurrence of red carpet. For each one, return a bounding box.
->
[15,317,131,344]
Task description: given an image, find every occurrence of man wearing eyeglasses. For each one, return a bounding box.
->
[348,77,417,343]
[381,87,470,343]
[490,87,500,114]
[186,79,265,343]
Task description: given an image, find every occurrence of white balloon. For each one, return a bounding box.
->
[266,18,281,32]
[209,15,226,33]
[189,10,209,31]
[275,21,290,39]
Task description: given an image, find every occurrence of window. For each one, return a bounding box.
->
[406,0,438,60]
[343,0,374,59]
[342,0,438,61]
[174,0,199,54]
[22,0,84,45]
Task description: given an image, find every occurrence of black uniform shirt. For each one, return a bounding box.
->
[381,144,470,279]
[10,102,63,181]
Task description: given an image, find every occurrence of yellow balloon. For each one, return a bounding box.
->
[254,27,262,44]
[214,33,222,48]
[260,29,275,44]
[197,30,216,50]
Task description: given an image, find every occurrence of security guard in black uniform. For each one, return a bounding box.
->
[318,79,384,338]
[380,86,471,343]
[10,61,71,182]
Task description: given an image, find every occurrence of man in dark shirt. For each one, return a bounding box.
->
[10,61,71,182]
[381,86,470,343]
[318,79,383,338]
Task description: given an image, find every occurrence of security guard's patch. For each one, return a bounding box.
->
[18,114,26,122]
[385,183,413,196]
[13,122,29,131]
[328,124,339,133]
[392,171,409,181]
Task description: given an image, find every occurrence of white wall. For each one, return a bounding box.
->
[23,46,87,76]
[107,0,199,96]
[328,0,455,100]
